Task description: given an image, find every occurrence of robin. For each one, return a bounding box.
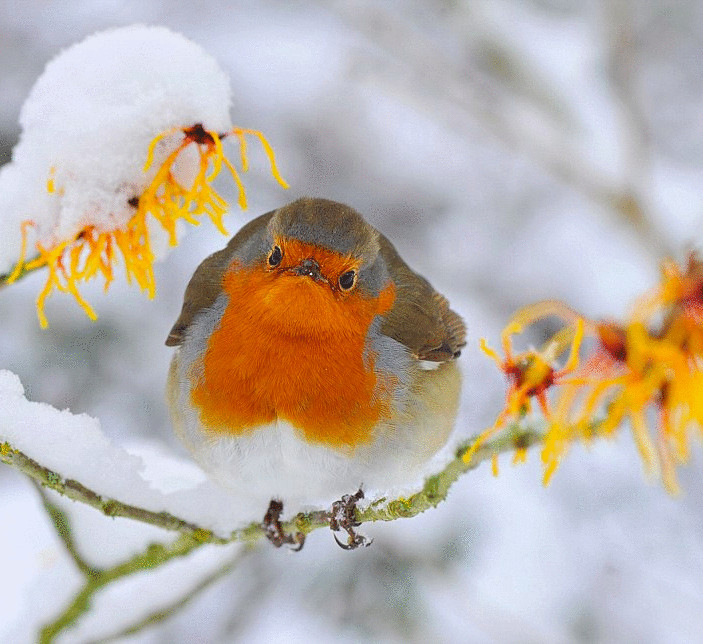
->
[166,197,465,546]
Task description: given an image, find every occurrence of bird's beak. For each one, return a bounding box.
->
[290,258,327,283]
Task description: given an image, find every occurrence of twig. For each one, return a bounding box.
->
[0,444,228,544]
[2,424,542,545]
[32,480,100,577]
[89,546,253,644]
[37,531,213,644]
[2,425,542,643]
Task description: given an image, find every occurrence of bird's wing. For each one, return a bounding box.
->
[165,210,275,346]
[378,233,466,362]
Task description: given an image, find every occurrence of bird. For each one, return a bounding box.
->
[166,197,465,544]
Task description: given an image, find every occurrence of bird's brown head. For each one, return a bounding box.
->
[224,197,393,335]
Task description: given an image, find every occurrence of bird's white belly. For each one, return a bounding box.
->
[167,349,461,517]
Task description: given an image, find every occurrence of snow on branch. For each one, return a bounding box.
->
[0,365,543,641]
[0,370,542,544]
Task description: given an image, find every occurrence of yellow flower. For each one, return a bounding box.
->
[484,253,703,493]
[464,301,585,464]
[6,123,287,327]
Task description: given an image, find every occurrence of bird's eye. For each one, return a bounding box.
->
[339,270,357,291]
[268,245,283,267]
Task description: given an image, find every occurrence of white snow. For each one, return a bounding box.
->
[0,369,270,535]
[2,4,703,643]
[0,25,232,275]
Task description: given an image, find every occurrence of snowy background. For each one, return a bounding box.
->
[2,1,703,642]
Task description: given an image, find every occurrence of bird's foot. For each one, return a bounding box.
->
[328,488,372,550]
[262,499,305,551]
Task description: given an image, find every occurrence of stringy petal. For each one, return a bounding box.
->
[481,253,703,494]
[0,26,287,326]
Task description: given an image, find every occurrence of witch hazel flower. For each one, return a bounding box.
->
[0,25,287,327]
[463,301,585,469]
[473,253,703,493]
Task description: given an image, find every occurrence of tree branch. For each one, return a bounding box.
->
[31,480,100,578]
[0,443,228,545]
[38,532,221,644]
[3,424,542,642]
[2,423,542,545]
[93,547,252,644]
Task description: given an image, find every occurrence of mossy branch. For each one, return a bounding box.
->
[0,443,228,544]
[37,531,228,643]
[93,547,251,644]
[1,423,541,546]
[32,480,101,578]
[2,424,542,643]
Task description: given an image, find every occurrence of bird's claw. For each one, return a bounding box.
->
[328,488,372,550]
[262,499,305,551]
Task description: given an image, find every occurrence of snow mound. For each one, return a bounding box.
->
[0,369,262,536]
[0,25,232,274]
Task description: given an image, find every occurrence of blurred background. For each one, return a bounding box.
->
[1,1,703,642]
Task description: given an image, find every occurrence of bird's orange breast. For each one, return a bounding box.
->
[190,261,396,448]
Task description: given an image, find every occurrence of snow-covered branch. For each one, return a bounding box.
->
[0,374,541,643]
[1,441,226,542]
[0,396,543,545]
